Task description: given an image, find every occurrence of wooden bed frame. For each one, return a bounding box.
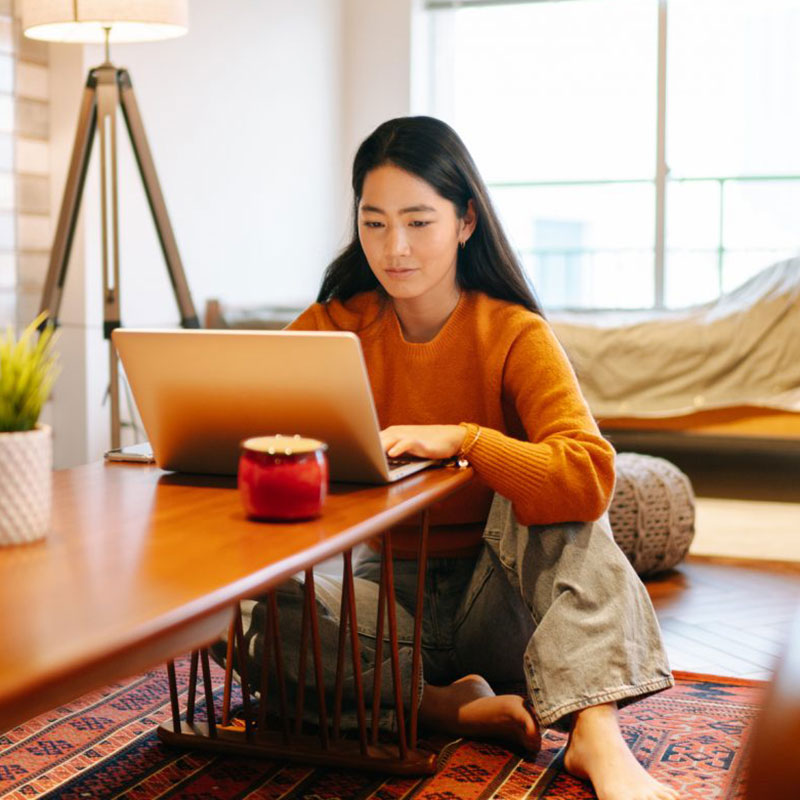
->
[600,406,800,454]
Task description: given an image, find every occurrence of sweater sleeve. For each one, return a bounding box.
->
[460,318,616,525]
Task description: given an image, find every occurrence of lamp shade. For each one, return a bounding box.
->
[22,1,188,43]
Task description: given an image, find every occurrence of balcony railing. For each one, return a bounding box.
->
[487,174,800,308]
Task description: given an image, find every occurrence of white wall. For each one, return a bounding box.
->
[340,0,414,173]
[43,43,92,466]
[97,0,345,320]
[48,0,418,467]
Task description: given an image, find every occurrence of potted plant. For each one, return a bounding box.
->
[0,313,59,546]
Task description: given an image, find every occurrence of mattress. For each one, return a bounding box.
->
[550,258,800,423]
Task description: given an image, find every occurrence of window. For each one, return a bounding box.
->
[420,0,800,309]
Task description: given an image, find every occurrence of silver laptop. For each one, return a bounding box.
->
[111,328,435,483]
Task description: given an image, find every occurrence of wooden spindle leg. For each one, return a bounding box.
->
[222,617,236,726]
[370,539,388,745]
[384,532,408,758]
[344,550,369,755]
[166,659,181,734]
[186,650,199,725]
[257,595,273,734]
[268,591,291,743]
[409,509,430,750]
[200,648,217,738]
[332,553,351,741]
[305,569,330,749]
[234,606,256,741]
[294,573,312,736]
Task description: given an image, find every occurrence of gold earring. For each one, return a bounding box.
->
[459,239,466,249]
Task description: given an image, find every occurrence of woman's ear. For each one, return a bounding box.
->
[461,198,477,242]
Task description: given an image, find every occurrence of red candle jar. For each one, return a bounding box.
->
[238,435,328,521]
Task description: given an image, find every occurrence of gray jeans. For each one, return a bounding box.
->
[213,494,674,731]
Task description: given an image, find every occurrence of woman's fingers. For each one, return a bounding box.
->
[381,427,425,458]
[388,440,409,458]
[379,429,401,453]
[379,425,463,460]
[388,437,422,458]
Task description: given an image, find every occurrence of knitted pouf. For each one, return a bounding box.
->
[608,452,695,576]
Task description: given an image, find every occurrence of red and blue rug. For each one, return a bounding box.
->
[0,659,763,799]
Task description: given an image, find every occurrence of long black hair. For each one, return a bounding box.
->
[316,116,543,316]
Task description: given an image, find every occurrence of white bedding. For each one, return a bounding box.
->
[549,258,800,418]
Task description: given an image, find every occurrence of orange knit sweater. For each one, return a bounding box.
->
[288,290,616,556]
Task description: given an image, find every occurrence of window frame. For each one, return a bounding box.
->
[422,0,800,309]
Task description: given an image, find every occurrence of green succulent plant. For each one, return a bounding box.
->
[0,312,60,432]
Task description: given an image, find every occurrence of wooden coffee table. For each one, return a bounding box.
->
[0,460,473,774]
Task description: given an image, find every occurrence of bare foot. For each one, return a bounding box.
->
[564,702,679,800]
[419,674,541,753]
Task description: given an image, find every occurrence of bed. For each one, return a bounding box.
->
[549,258,800,453]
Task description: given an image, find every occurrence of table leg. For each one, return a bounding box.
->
[268,591,291,744]
[343,549,369,755]
[409,509,430,749]
[221,617,235,725]
[332,552,351,741]
[294,572,311,736]
[166,659,181,734]
[370,540,388,745]
[305,568,330,750]
[233,606,255,741]
[186,650,199,725]
[257,594,272,734]
[199,648,217,738]
[157,532,439,774]
[383,531,409,759]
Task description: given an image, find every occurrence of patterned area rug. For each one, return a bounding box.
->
[0,660,763,799]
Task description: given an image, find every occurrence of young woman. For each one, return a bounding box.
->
[233,117,679,800]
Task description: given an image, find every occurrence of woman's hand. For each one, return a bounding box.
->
[380,424,467,460]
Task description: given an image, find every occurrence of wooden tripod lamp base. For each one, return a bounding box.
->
[22,1,198,451]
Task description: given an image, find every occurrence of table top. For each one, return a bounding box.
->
[0,461,472,732]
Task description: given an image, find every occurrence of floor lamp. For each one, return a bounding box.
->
[22,0,199,450]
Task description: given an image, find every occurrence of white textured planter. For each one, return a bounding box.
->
[0,424,52,546]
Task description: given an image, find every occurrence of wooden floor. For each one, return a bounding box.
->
[636,447,800,682]
[645,557,800,681]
